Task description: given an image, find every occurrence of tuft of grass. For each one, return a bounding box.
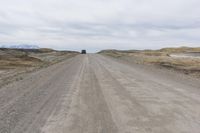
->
[16,77,23,81]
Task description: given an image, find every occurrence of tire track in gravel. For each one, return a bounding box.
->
[0,54,200,133]
[0,55,83,133]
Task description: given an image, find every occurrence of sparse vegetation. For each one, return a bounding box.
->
[0,48,79,86]
[99,47,200,78]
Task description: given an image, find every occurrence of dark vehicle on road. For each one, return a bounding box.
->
[81,50,86,54]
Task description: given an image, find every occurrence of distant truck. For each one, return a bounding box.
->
[81,50,86,54]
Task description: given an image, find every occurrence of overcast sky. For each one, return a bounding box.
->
[0,0,200,52]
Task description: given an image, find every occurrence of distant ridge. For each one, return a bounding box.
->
[0,44,39,49]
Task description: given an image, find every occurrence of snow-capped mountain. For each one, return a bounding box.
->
[0,44,40,49]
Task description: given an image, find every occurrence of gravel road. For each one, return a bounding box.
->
[0,54,200,133]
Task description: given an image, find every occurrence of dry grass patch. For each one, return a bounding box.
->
[99,47,200,78]
[0,48,80,87]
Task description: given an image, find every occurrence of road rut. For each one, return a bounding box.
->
[0,54,200,133]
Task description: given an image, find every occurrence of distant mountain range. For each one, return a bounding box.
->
[0,44,40,49]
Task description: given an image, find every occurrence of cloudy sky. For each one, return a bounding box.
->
[0,0,200,52]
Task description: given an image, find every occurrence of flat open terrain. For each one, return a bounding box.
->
[99,47,200,78]
[0,54,200,133]
[0,48,79,87]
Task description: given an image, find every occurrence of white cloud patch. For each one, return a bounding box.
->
[0,0,200,52]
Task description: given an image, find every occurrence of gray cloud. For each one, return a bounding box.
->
[0,0,200,52]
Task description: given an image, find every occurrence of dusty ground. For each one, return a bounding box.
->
[0,54,200,133]
[0,48,79,87]
[99,47,200,78]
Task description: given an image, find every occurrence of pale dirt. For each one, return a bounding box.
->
[170,53,200,59]
[0,54,200,133]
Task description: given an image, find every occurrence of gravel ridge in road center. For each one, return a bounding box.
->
[0,54,200,133]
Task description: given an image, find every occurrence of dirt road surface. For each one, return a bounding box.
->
[0,54,200,133]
